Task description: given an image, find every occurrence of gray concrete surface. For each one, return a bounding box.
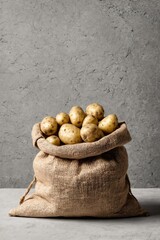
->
[0,188,160,240]
[0,0,160,187]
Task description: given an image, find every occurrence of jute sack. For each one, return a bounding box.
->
[9,122,147,218]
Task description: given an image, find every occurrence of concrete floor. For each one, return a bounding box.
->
[1,189,160,240]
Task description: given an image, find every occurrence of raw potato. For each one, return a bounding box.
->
[82,115,98,126]
[41,116,58,136]
[56,112,70,125]
[59,123,82,144]
[86,103,104,120]
[69,106,86,128]
[40,105,118,145]
[99,114,118,134]
[46,135,61,146]
[80,123,104,142]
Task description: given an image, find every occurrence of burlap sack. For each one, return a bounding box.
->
[9,122,147,218]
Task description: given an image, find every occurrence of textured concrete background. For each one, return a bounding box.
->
[0,0,160,187]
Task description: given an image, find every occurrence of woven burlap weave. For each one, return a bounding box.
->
[9,122,147,218]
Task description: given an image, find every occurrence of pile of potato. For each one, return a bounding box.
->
[40,103,118,146]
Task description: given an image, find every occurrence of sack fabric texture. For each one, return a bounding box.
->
[9,122,147,218]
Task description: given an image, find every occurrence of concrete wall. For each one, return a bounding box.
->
[0,0,160,187]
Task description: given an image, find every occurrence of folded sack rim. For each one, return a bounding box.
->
[32,122,132,159]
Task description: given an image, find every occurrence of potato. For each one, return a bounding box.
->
[86,103,104,120]
[69,106,86,128]
[41,116,58,136]
[56,112,70,125]
[98,114,118,134]
[58,123,82,144]
[82,115,98,126]
[80,123,104,142]
[46,135,61,146]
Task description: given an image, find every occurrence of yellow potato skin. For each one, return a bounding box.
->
[46,135,61,146]
[58,123,82,144]
[69,106,86,128]
[86,103,104,120]
[80,123,104,142]
[56,112,70,125]
[41,116,58,136]
[82,115,98,126]
[98,114,118,134]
